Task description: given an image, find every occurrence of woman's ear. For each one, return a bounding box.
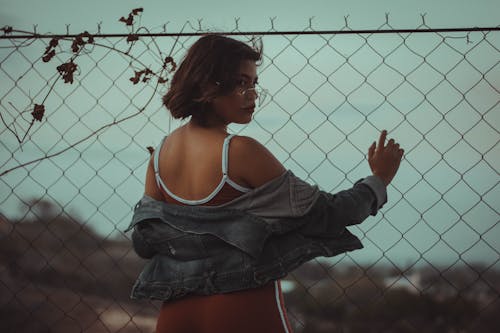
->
[210,96,220,108]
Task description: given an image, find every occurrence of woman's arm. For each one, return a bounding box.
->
[233,130,403,190]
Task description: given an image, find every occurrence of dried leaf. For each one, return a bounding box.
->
[130,69,154,85]
[71,41,79,53]
[69,32,94,54]
[31,104,45,122]
[130,77,140,84]
[49,38,59,48]
[42,38,59,62]
[82,31,92,39]
[119,14,134,26]
[42,49,55,63]
[164,56,177,71]
[132,8,144,15]
[130,70,142,84]
[146,146,155,155]
[127,34,139,42]
[81,31,94,44]
[57,61,78,84]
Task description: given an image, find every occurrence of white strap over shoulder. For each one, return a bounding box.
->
[153,133,250,205]
[222,134,236,176]
[153,134,227,205]
[154,136,168,186]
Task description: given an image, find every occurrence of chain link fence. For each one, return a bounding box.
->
[0,16,499,332]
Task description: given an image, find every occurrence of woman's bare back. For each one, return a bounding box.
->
[144,124,286,201]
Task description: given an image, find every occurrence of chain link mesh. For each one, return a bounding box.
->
[0,19,499,332]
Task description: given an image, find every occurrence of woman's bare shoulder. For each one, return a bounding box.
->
[230,135,286,188]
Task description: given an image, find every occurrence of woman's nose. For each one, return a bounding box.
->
[246,88,258,100]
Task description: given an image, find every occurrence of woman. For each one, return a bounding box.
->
[134,33,403,333]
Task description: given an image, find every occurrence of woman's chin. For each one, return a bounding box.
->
[232,114,253,124]
[243,115,254,124]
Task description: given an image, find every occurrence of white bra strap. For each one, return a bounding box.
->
[154,136,168,187]
[226,177,252,193]
[221,134,236,176]
[153,133,249,204]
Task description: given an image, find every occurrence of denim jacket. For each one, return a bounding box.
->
[124,170,387,302]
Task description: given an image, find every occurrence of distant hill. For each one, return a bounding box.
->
[0,199,157,332]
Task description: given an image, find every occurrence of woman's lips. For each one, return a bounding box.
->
[242,105,255,112]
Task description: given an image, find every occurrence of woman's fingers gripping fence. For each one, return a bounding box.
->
[367,130,404,186]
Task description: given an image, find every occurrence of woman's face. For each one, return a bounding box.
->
[212,60,259,125]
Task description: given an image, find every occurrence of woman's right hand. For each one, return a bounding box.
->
[367,130,404,186]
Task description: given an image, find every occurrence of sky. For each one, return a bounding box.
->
[1,0,499,33]
[0,0,499,269]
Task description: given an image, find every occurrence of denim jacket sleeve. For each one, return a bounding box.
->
[295,175,387,238]
[325,175,387,225]
[245,172,387,235]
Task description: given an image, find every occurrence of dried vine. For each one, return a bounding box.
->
[0,8,179,176]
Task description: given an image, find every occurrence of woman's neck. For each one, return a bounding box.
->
[187,117,228,135]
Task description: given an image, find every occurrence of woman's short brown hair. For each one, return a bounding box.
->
[162,34,263,122]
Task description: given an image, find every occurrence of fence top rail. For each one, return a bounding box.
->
[1,26,499,39]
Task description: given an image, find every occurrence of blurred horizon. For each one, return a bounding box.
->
[2,200,499,332]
